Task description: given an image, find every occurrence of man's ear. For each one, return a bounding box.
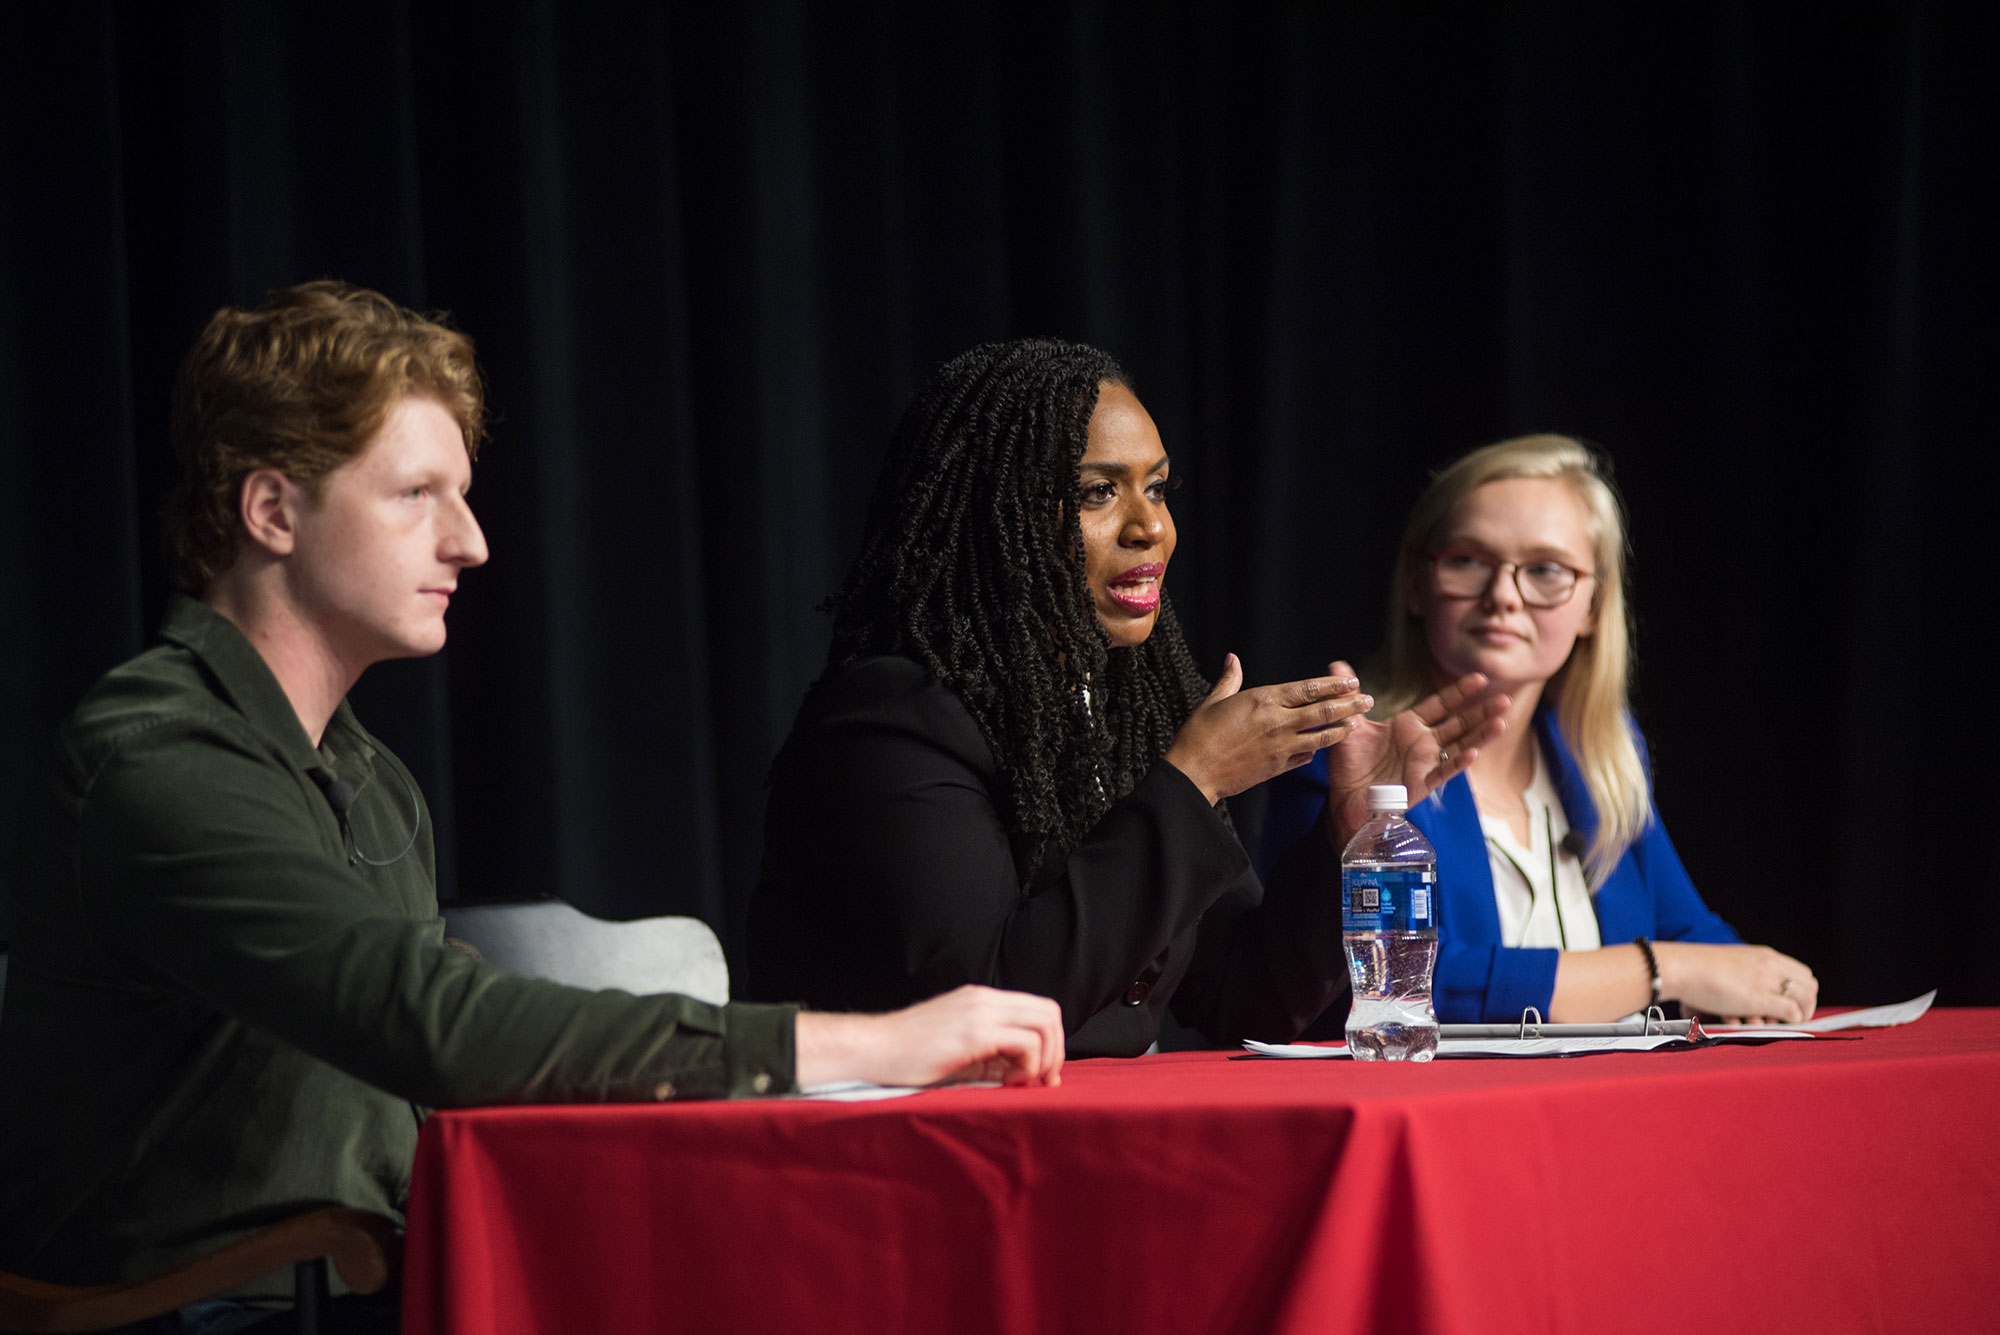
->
[239,469,303,558]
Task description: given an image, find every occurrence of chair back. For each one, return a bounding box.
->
[443,900,729,1004]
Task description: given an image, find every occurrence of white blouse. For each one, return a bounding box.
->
[1479,743,1600,951]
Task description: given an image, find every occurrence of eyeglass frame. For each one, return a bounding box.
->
[1425,550,1595,609]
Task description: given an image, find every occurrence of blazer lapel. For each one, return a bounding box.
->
[1539,710,1600,848]
[1408,773,1502,948]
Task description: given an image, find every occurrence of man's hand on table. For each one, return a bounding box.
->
[794,985,1065,1091]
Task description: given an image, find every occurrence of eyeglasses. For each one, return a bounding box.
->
[1429,552,1593,608]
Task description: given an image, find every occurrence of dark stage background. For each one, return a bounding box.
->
[3,2,1993,1012]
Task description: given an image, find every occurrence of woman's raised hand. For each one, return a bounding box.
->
[1323,671,1511,842]
[1162,654,1374,806]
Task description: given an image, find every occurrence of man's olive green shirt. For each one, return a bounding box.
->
[0,597,797,1297]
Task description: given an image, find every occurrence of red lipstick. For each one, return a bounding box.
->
[1106,562,1165,614]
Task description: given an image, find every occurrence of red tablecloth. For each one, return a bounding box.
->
[403,1009,2000,1335]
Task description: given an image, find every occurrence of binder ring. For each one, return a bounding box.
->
[1518,1007,1543,1039]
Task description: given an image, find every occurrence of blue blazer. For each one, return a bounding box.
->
[1257,710,1740,1022]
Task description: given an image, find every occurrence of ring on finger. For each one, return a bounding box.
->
[1779,977,1795,995]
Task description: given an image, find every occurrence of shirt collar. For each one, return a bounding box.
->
[319,700,381,787]
[154,593,329,777]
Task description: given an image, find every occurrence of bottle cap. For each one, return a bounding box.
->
[1367,784,1409,811]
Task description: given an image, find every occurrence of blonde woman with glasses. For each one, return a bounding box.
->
[1261,435,1817,1025]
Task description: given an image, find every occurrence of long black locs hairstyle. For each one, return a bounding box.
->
[822,337,1216,886]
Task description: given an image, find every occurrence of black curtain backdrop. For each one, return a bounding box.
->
[3,2,1993,1011]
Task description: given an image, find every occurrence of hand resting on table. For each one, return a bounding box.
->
[795,984,1065,1090]
[1661,942,1819,1027]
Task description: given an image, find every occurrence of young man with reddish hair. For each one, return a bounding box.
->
[0,282,1061,1330]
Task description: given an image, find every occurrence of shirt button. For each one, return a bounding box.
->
[1123,981,1150,1007]
[752,1072,772,1094]
[653,1081,675,1101]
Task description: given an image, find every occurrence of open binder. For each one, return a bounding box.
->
[1242,991,1936,1059]
[1439,1005,1699,1042]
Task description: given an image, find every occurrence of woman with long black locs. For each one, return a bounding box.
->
[749,338,1505,1056]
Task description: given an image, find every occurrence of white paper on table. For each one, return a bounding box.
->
[1236,1040,1347,1059]
[1243,1029,1821,1060]
[792,1079,1004,1101]
[793,1081,928,1101]
[1705,989,1936,1034]
[1244,1035,1691,1059]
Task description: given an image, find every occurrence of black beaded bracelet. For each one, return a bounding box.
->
[1633,936,1662,1010]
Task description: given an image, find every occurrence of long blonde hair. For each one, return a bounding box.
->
[1377,434,1648,883]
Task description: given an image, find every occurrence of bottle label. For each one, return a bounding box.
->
[1342,866,1436,931]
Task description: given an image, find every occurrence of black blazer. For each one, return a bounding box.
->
[748,655,1349,1058]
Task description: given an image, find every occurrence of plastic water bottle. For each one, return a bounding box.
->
[1340,784,1439,1061]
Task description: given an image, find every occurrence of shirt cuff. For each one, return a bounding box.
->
[720,1000,799,1098]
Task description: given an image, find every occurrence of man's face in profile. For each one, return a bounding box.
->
[281,395,488,668]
